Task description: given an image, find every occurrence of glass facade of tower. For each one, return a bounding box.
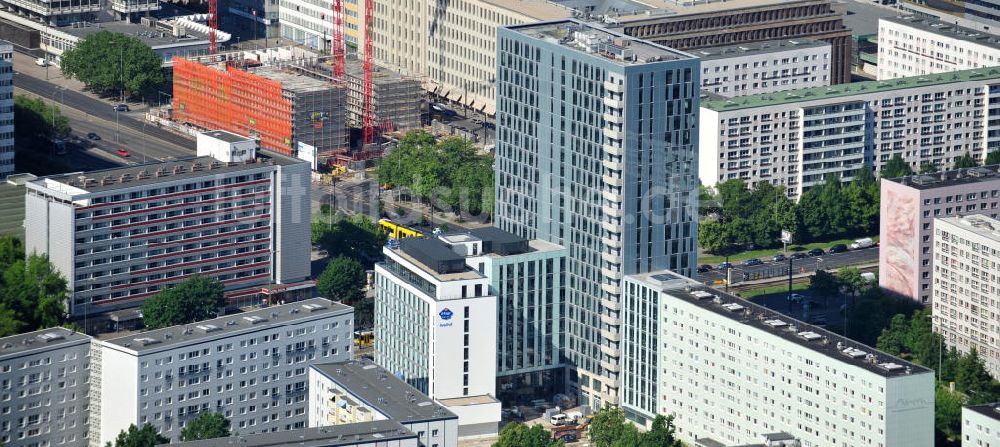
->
[494,20,700,408]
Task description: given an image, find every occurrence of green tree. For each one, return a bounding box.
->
[837,267,867,296]
[808,270,839,297]
[986,150,1000,166]
[492,423,563,447]
[955,349,998,404]
[881,154,913,178]
[0,254,68,331]
[141,276,224,329]
[935,386,963,444]
[14,95,71,140]
[180,412,231,441]
[312,214,388,265]
[317,256,366,304]
[919,163,939,174]
[110,424,168,447]
[952,152,979,169]
[0,304,21,337]
[60,31,165,97]
[640,415,681,447]
[589,407,634,447]
[876,313,909,355]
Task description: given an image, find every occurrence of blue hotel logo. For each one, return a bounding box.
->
[439,308,454,320]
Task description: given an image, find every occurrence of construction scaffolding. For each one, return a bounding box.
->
[172,57,348,163]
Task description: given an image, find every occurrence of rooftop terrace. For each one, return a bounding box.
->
[507,19,693,65]
[628,271,933,378]
[702,67,1000,111]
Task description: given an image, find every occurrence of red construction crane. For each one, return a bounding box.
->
[208,0,218,54]
[361,0,376,146]
[330,0,345,79]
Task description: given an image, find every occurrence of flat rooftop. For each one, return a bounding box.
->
[31,151,301,195]
[202,130,253,143]
[938,215,1000,241]
[628,271,933,378]
[311,360,457,423]
[506,19,694,65]
[702,67,1000,111]
[609,0,829,22]
[389,242,483,281]
[101,298,352,354]
[883,16,1000,51]
[158,420,415,447]
[0,327,90,361]
[693,38,829,60]
[58,10,211,47]
[887,165,1000,191]
[483,0,573,20]
[966,403,1000,422]
[437,394,499,406]
[844,0,900,36]
[252,67,335,93]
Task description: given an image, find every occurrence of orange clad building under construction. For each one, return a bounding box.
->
[172,57,347,163]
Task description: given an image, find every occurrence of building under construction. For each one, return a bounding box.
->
[172,57,347,163]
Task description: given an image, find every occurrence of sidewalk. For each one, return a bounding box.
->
[13,52,152,112]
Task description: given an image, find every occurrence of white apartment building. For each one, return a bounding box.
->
[0,41,12,178]
[166,421,421,447]
[89,298,354,446]
[373,237,501,438]
[620,271,935,447]
[371,0,570,116]
[964,404,1000,447]
[308,361,459,447]
[0,328,91,447]
[699,67,1000,199]
[933,215,1000,378]
[25,148,312,317]
[695,39,831,97]
[878,16,1000,81]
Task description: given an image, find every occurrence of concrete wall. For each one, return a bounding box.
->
[274,160,311,284]
[95,344,139,447]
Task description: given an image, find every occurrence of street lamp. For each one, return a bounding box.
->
[48,86,65,157]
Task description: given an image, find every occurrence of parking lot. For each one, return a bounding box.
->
[697,247,879,284]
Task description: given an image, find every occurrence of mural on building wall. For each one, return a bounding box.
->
[881,187,918,299]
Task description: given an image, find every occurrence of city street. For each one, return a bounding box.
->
[697,247,879,284]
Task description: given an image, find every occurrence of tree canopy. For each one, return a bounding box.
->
[14,95,71,141]
[317,256,366,303]
[107,423,168,447]
[880,154,913,178]
[141,276,225,329]
[588,408,681,447]
[952,152,979,169]
[0,236,69,336]
[492,423,563,447]
[312,213,387,266]
[986,150,1000,166]
[180,412,231,441]
[60,31,165,97]
[377,131,494,218]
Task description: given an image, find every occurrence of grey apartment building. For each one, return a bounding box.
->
[495,20,699,408]
[25,151,312,318]
[0,328,91,447]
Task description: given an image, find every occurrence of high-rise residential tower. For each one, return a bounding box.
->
[495,19,699,408]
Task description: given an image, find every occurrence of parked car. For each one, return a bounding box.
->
[718,262,733,270]
[772,253,786,262]
[116,148,130,157]
[787,293,806,303]
[828,244,848,254]
[807,248,825,256]
[113,104,129,112]
[790,252,809,260]
[697,265,712,273]
[743,258,763,266]
[86,132,101,140]
[35,57,47,67]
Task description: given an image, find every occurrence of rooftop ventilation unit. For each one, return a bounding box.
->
[690,290,714,300]
[842,347,867,358]
[196,324,221,333]
[243,315,266,324]
[134,337,161,346]
[37,332,65,342]
[302,303,326,312]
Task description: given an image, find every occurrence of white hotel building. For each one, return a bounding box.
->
[89,298,354,446]
[620,271,935,447]
[0,328,91,447]
[878,16,1000,81]
[700,67,1000,199]
[933,215,1000,379]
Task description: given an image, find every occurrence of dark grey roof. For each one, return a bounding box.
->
[468,227,529,255]
[844,2,900,36]
[157,420,415,447]
[203,130,253,143]
[34,151,303,195]
[0,327,91,361]
[887,165,1000,191]
[966,403,1000,422]
[628,271,933,378]
[311,360,458,424]
[101,298,351,354]
[884,16,1000,50]
[399,238,466,274]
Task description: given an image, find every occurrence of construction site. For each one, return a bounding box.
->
[170,47,423,168]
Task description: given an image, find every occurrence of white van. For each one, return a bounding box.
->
[850,237,874,250]
[35,57,47,67]
[550,414,570,426]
